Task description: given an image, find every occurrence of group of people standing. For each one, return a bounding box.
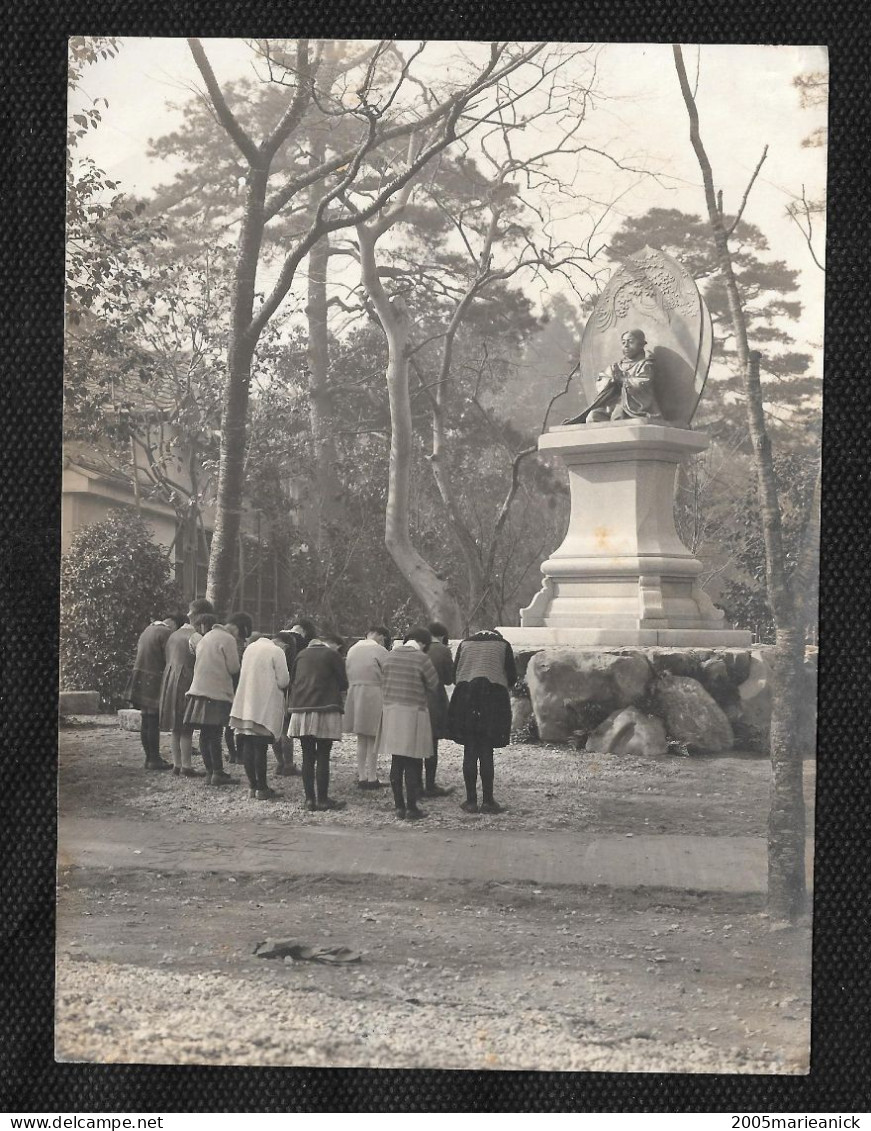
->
[126,603,517,819]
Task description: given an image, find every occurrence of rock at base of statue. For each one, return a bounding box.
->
[510,696,535,736]
[653,673,734,754]
[734,651,772,750]
[698,655,735,705]
[585,707,668,757]
[526,649,652,743]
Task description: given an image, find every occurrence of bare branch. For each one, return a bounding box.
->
[786,184,826,273]
[187,39,260,166]
[727,144,769,235]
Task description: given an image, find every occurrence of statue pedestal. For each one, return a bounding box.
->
[501,422,751,649]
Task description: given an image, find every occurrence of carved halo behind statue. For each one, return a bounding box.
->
[564,245,713,429]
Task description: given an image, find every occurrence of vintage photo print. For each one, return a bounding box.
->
[57,38,826,1072]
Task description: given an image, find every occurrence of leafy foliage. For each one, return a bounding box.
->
[719,451,819,642]
[60,513,181,709]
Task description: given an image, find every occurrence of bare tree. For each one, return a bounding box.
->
[351,48,612,627]
[187,38,548,614]
[674,44,819,923]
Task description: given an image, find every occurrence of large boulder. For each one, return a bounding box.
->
[698,655,735,706]
[648,648,709,679]
[721,649,752,686]
[510,696,535,736]
[734,650,772,750]
[526,649,652,743]
[653,673,734,753]
[513,650,539,680]
[585,707,668,757]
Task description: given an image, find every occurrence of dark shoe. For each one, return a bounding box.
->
[172,766,181,776]
[305,800,319,812]
[181,767,205,778]
[146,759,172,772]
[405,806,428,821]
[394,807,407,820]
[367,779,386,790]
[278,764,302,777]
[424,784,454,798]
[480,800,504,814]
[460,800,479,814]
[248,788,257,800]
[256,788,280,801]
[210,771,236,786]
[317,798,347,812]
[357,780,369,790]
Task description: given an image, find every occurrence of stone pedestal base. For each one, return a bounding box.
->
[499,626,752,649]
[508,422,750,648]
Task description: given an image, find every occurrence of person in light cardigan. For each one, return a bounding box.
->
[230,635,291,800]
[343,626,390,789]
[183,620,241,785]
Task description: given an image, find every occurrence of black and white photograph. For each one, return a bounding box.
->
[56,37,826,1074]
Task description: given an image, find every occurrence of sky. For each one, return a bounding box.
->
[69,39,829,366]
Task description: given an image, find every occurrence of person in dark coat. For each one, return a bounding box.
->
[286,632,348,812]
[158,598,214,777]
[126,612,185,771]
[424,621,455,798]
[273,618,317,776]
[448,629,516,814]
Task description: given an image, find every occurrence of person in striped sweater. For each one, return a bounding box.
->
[375,627,440,821]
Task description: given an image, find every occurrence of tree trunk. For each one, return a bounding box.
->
[674,45,807,921]
[768,624,808,921]
[205,167,266,617]
[383,300,464,634]
[306,231,343,538]
[429,376,488,623]
[356,213,465,634]
[305,106,344,545]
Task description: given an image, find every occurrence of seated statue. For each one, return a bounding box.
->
[563,329,662,425]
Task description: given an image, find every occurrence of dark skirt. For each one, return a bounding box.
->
[159,664,194,732]
[448,678,512,748]
[426,683,450,740]
[183,695,231,729]
[125,668,163,713]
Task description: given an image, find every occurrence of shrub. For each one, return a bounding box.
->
[60,511,181,709]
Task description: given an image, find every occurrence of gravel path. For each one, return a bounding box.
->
[59,721,814,838]
[55,722,813,1073]
[55,956,790,1072]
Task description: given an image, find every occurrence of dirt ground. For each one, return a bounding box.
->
[55,721,814,1073]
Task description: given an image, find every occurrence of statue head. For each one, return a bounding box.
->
[621,328,647,360]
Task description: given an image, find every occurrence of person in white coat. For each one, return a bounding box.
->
[230,635,291,800]
[343,626,390,789]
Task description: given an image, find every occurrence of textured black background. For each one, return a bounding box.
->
[3,0,870,1112]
